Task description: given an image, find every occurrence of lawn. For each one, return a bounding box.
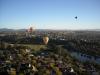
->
[18,44,47,50]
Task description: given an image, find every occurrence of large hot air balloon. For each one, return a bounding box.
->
[43,36,49,45]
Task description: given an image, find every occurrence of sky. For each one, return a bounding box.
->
[0,0,100,29]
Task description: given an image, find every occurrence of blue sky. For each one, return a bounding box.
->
[0,0,100,29]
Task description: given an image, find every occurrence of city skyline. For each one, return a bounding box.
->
[0,0,100,29]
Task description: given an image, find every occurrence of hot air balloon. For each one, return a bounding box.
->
[43,36,49,45]
[27,27,33,33]
[26,26,35,37]
[28,27,33,33]
[75,16,77,19]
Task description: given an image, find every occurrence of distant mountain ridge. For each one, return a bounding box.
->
[0,28,26,32]
[0,28,100,32]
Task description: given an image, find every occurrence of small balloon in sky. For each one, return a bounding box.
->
[75,16,78,19]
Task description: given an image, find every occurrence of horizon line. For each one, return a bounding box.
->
[0,28,100,31]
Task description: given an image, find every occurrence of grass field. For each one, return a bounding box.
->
[18,44,47,51]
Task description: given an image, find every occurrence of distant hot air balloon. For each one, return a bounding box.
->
[26,26,35,37]
[43,36,49,45]
[28,27,33,33]
[27,26,33,32]
[75,16,77,19]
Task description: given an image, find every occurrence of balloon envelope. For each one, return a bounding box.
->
[29,27,33,32]
[27,27,34,33]
[43,36,49,45]
[75,16,77,19]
